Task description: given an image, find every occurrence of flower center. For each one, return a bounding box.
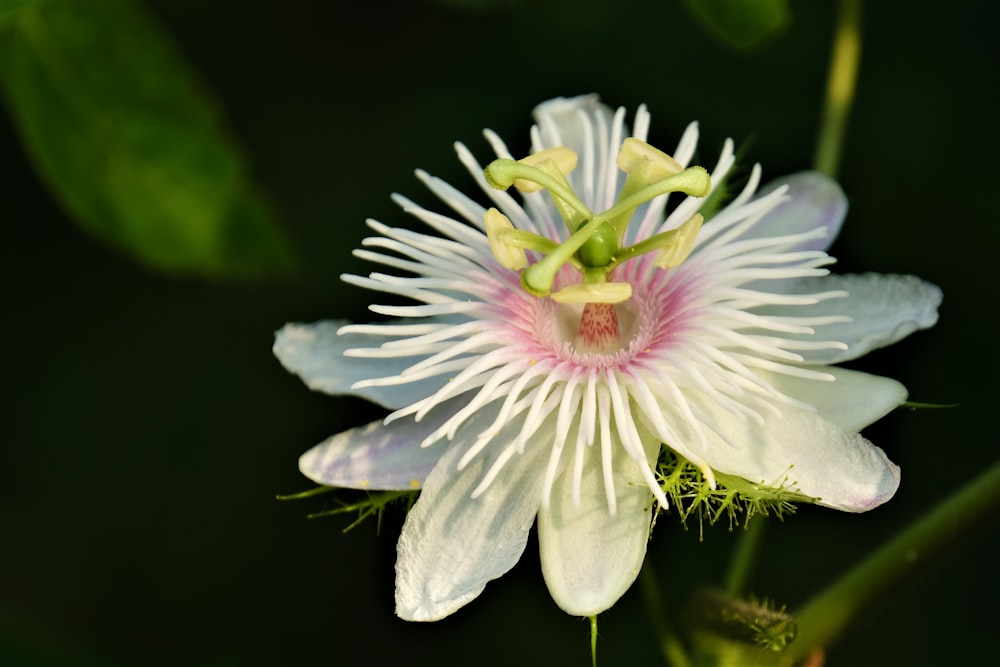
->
[544,295,642,361]
[483,139,710,353]
[577,302,620,352]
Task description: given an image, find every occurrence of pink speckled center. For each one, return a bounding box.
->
[513,257,697,371]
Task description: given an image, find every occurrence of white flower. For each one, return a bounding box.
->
[274,95,941,621]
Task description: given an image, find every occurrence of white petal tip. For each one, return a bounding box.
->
[819,457,901,513]
[394,572,483,622]
[394,597,468,623]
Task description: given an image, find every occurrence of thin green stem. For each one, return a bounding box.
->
[640,561,694,667]
[590,615,598,667]
[787,458,1000,663]
[723,517,767,597]
[813,0,862,177]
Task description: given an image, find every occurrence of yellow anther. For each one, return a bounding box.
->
[655,213,704,269]
[484,208,528,270]
[617,138,683,180]
[513,146,578,192]
[551,281,633,304]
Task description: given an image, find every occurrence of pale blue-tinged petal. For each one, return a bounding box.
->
[760,367,907,432]
[745,171,847,251]
[667,393,900,512]
[532,95,625,213]
[532,94,610,160]
[755,273,942,365]
[537,425,658,616]
[273,320,445,410]
[299,399,466,491]
[394,410,550,621]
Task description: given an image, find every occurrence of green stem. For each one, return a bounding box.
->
[723,517,767,597]
[788,458,1000,663]
[813,0,863,177]
[590,615,598,667]
[640,561,694,667]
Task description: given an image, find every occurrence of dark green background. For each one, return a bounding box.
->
[2,1,996,665]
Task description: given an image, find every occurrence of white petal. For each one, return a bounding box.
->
[298,399,466,490]
[536,426,658,616]
[532,94,610,158]
[761,367,907,432]
[745,171,847,251]
[394,412,551,621]
[755,273,942,364]
[274,320,444,410]
[668,393,900,512]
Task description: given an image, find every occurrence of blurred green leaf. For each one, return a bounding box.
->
[0,0,294,279]
[0,0,38,19]
[682,0,790,50]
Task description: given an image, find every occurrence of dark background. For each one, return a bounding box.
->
[2,1,996,665]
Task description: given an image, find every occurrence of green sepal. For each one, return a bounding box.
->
[656,450,813,538]
[309,489,417,534]
[275,485,339,501]
[281,486,418,534]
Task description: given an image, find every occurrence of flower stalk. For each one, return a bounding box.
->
[813,0,863,177]
[641,562,695,667]
[724,517,767,597]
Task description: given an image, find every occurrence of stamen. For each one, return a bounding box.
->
[617,138,683,180]
[484,208,528,270]
[484,146,715,304]
[513,147,578,192]
[606,139,686,236]
[655,214,704,269]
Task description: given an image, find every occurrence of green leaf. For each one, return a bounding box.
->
[0,0,294,279]
[682,0,791,50]
[0,0,38,20]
